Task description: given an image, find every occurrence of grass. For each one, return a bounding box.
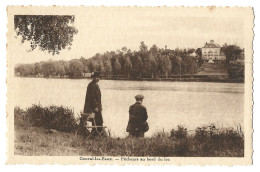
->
[197,63,228,75]
[14,105,244,157]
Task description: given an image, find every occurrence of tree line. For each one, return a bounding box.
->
[15,42,244,79]
[15,42,200,78]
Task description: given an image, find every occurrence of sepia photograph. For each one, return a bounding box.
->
[6,6,253,165]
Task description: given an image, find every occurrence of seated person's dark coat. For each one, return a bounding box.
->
[126,102,148,133]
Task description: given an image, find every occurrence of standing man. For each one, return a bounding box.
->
[126,94,148,137]
[83,72,103,136]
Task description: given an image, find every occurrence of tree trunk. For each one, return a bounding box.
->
[151,73,154,78]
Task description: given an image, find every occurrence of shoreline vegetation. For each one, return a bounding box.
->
[15,105,244,157]
[14,75,243,83]
[14,42,245,83]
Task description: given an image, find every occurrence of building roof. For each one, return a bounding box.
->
[202,41,221,48]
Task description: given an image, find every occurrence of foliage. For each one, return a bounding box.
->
[227,60,244,81]
[69,59,84,78]
[170,125,188,140]
[193,124,244,156]
[221,44,243,63]
[103,59,112,76]
[195,48,202,57]
[14,107,28,127]
[14,15,78,55]
[134,56,144,77]
[159,55,172,77]
[15,104,77,132]
[123,56,133,76]
[15,105,244,157]
[114,58,121,75]
[16,41,240,78]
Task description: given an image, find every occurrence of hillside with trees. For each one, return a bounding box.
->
[15,42,244,82]
[15,42,200,79]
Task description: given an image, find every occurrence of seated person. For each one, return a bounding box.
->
[126,94,148,137]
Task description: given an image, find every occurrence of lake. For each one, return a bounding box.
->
[13,77,244,137]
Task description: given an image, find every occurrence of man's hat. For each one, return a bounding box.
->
[135,94,144,100]
[91,72,100,78]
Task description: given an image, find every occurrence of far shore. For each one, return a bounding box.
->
[14,75,244,83]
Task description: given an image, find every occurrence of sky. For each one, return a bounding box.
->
[10,8,245,64]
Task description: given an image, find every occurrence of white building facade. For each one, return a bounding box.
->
[202,40,226,63]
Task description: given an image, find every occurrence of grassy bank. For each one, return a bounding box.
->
[14,105,244,157]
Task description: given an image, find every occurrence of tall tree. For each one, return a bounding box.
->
[123,56,133,78]
[34,62,42,75]
[143,56,152,77]
[161,55,172,78]
[88,59,98,72]
[221,44,243,63]
[134,56,143,78]
[69,59,83,78]
[187,48,195,54]
[14,15,78,55]
[121,46,128,55]
[149,44,159,55]
[42,61,55,77]
[60,60,70,75]
[53,61,65,76]
[114,58,121,77]
[195,48,202,57]
[97,59,105,75]
[79,56,89,72]
[195,48,203,67]
[171,56,182,76]
[149,54,158,78]
[140,41,148,54]
[103,59,112,77]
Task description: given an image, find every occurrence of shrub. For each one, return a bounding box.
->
[170,125,188,140]
[173,139,190,156]
[228,60,244,81]
[193,124,244,156]
[14,106,29,127]
[15,104,77,132]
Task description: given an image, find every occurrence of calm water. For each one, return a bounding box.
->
[13,78,244,137]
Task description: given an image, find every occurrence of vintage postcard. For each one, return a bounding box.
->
[6,6,253,165]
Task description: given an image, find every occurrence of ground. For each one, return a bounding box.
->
[197,63,228,75]
[14,123,244,157]
[15,125,89,156]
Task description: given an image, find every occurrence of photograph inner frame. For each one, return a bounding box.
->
[6,6,253,165]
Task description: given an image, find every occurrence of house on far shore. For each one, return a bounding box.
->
[202,40,226,63]
[190,52,197,57]
[82,72,92,77]
[15,72,20,76]
[36,73,44,77]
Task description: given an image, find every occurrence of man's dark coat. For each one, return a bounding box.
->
[83,80,103,124]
